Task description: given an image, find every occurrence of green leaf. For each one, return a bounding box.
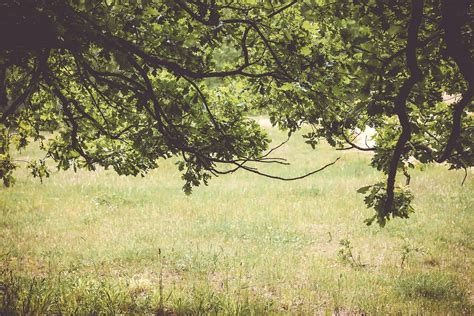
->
[357,185,372,194]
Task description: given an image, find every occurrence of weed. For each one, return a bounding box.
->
[400,240,425,269]
[337,238,364,268]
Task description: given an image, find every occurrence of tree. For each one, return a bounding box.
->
[1,0,472,226]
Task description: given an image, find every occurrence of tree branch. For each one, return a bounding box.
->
[437,0,474,162]
[0,50,50,124]
[385,0,424,213]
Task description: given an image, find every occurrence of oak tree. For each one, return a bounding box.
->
[1,0,472,226]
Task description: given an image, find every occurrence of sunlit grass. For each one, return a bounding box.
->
[1,121,473,314]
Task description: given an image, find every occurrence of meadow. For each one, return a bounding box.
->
[1,120,473,314]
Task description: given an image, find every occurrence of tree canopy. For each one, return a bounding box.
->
[1,0,472,226]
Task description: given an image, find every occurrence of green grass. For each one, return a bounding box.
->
[1,121,473,314]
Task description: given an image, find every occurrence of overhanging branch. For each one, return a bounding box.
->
[385,0,424,213]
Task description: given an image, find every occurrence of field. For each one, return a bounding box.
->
[1,120,473,314]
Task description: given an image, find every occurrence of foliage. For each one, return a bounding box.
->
[0,0,472,225]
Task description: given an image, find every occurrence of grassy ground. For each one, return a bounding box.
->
[1,121,473,314]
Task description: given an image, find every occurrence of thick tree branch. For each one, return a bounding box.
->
[437,0,474,162]
[385,0,424,213]
[0,63,7,111]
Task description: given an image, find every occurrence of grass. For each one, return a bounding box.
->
[1,120,473,314]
